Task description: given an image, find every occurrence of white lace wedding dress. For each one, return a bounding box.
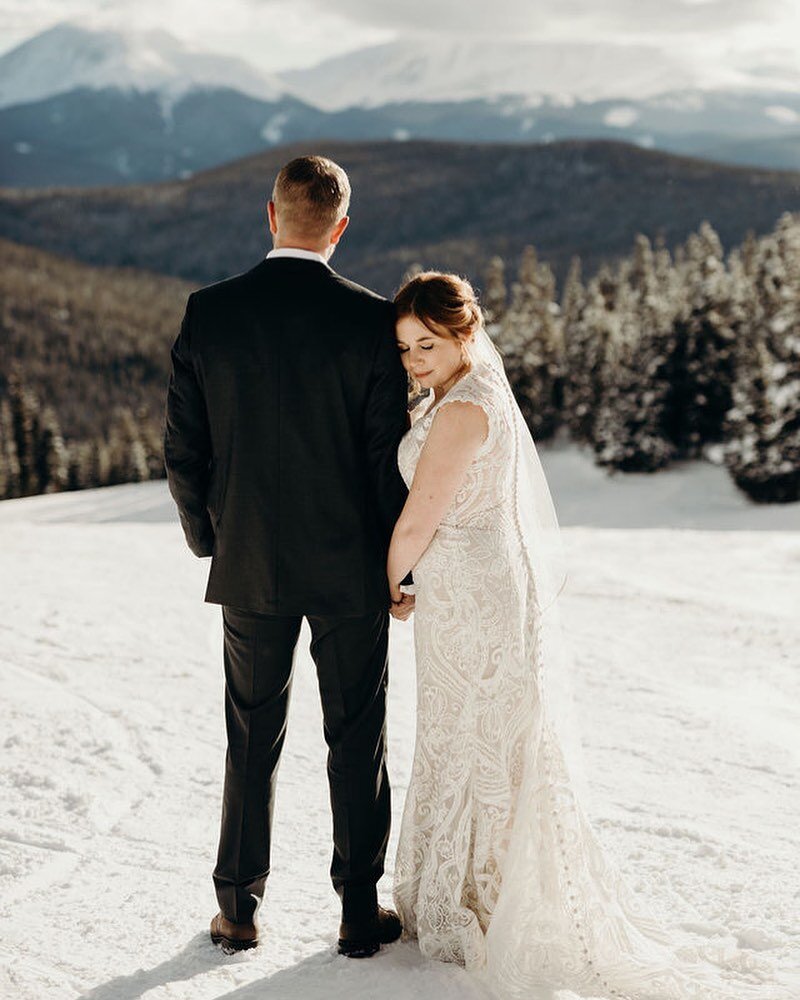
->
[392,356,787,1000]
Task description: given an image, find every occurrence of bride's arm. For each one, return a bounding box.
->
[387,400,488,599]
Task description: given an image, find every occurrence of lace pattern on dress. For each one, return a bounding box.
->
[393,360,788,1000]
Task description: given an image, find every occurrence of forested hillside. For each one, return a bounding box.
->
[2,139,800,295]
[486,212,800,502]
[0,239,192,496]
[1,211,798,504]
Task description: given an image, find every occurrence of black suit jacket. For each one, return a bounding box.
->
[164,256,409,615]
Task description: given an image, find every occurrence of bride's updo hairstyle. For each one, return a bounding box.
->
[394,272,484,396]
[394,271,483,344]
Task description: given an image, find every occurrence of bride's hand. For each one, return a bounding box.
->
[390,594,415,621]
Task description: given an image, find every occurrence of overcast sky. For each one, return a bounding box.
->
[1,0,799,73]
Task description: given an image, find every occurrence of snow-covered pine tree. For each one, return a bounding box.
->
[7,371,40,496]
[561,257,584,333]
[666,222,741,457]
[108,407,149,485]
[67,440,95,491]
[740,228,758,279]
[89,438,112,488]
[723,330,798,501]
[0,397,22,499]
[562,263,618,445]
[35,405,69,494]
[758,213,800,356]
[494,246,563,441]
[136,411,165,480]
[482,256,508,329]
[724,214,800,502]
[593,236,677,472]
[653,235,674,292]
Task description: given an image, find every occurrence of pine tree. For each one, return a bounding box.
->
[561,256,630,446]
[758,213,800,357]
[724,214,800,502]
[562,267,615,445]
[66,441,95,491]
[666,222,741,456]
[740,229,758,278]
[0,397,22,500]
[495,246,563,440]
[35,405,69,494]
[482,256,508,328]
[724,331,800,502]
[593,238,677,472]
[108,408,149,485]
[8,372,41,496]
[90,439,112,488]
[136,412,164,480]
[560,256,584,334]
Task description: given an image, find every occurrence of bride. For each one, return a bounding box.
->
[385,272,787,1000]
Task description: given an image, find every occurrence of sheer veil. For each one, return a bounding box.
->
[470,326,590,801]
[468,326,789,1000]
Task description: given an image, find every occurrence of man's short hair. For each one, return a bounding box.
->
[272,156,351,239]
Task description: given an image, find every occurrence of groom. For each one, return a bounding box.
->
[164,155,410,957]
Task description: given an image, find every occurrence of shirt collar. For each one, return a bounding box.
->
[266,247,331,267]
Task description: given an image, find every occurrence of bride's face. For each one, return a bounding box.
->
[396,314,465,390]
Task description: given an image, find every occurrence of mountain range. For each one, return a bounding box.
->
[1,23,800,187]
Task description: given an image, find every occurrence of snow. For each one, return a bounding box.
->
[764,105,800,125]
[260,112,291,145]
[277,38,799,113]
[280,39,719,111]
[603,106,640,128]
[0,21,285,110]
[650,93,707,113]
[1,447,798,999]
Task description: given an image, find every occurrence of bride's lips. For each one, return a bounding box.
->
[415,370,432,378]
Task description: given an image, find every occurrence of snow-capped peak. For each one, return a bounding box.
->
[279,37,800,111]
[279,39,706,111]
[0,21,286,110]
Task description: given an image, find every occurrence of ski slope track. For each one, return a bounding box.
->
[0,452,798,999]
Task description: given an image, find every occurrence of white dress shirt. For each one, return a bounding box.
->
[266,247,330,266]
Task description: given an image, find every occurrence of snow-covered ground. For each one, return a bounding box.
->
[1,450,798,999]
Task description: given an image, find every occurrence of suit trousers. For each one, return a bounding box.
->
[212,606,391,924]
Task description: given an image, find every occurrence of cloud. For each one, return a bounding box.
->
[1,0,797,70]
[262,0,790,40]
[0,0,391,67]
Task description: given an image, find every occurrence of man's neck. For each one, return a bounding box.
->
[266,247,332,266]
[273,239,329,256]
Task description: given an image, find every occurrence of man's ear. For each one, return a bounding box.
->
[267,200,278,236]
[330,215,350,246]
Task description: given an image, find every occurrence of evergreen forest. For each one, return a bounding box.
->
[1,212,798,504]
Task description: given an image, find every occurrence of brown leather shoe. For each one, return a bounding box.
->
[210,912,259,953]
[338,905,402,958]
